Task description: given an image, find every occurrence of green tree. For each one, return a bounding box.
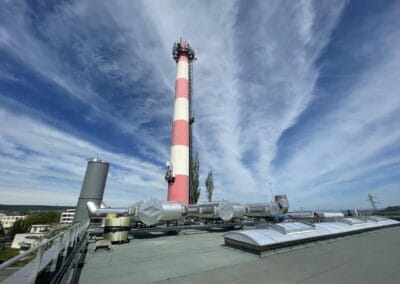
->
[189,152,201,204]
[0,221,4,237]
[205,170,214,202]
[10,218,29,237]
[25,211,61,225]
[9,211,61,237]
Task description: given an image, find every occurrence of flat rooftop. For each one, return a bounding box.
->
[80,226,400,284]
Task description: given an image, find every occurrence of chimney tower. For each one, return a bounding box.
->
[165,38,196,204]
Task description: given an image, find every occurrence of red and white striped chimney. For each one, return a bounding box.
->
[165,38,195,205]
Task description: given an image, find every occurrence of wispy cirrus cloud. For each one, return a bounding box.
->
[0,104,165,206]
[271,1,400,209]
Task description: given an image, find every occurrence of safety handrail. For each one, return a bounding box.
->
[0,220,89,283]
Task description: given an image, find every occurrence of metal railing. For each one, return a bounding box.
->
[0,220,89,284]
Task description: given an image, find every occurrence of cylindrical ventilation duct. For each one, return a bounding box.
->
[288,211,315,219]
[74,158,109,223]
[315,212,344,219]
[186,203,219,219]
[138,199,185,226]
[275,195,289,214]
[218,200,245,221]
[245,203,272,218]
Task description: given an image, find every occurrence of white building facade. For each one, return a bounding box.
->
[59,209,76,224]
[0,215,26,229]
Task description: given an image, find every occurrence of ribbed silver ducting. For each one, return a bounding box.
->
[198,204,218,218]
[94,196,291,226]
[161,201,185,220]
[138,199,185,225]
[288,211,315,219]
[218,200,245,221]
[315,212,344,219]
[245,203,272,217]
[138,199,163,225]
[86,201,128,216]
[186,203,219,219]
[129,201,143,222]
[275,195,289,214]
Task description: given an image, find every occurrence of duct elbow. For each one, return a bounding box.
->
[86,201,129,216]
[87,201,99,215]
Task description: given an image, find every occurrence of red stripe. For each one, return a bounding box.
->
[171,120,189,146]
[178,54,188,62]
[175,78,189,99]
[168,175,189,204]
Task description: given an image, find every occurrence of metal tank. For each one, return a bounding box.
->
[74,159,109,223]
[103,216,131,243]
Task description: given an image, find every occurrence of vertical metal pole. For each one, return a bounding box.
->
[49,234,64,272]
[28,245,45,284]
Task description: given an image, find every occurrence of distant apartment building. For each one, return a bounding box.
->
[30,224,51,233]
[0,215,26,229]
[11,224,52,252]
[59,209,76,224]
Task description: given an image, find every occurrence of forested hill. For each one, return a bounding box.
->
[0,204,75,213]
[380,206,400,212]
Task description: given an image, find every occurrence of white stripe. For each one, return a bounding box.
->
[176,60,188,80]
[173,98,189,122]
[170,145,189,176]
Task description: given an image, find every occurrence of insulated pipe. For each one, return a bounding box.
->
[275,195,289,214]
[186,202,220,219]
[245,203,273,217]
[315,212,344,219]
[287,211,315,219]
[218,200,245,221]
[166,38,195,205]
[86,201,128,216]
[138,199,185,226]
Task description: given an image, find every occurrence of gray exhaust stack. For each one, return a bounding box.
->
[73,158,110,223]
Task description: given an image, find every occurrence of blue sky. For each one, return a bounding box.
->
[0,0,399,210]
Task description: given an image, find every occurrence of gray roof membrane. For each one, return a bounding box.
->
[224,217,400,255]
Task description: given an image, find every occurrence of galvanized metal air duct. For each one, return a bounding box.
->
[288,211,315,219]
[244,203,272,218]
[83,197,291,226]
[74,159,109,223]
[138,199,185,226]
[218,200,245,221]
[186,203,219,219]
[315,212,345,219]
[275,195,289,214]
[87,201,129,216]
